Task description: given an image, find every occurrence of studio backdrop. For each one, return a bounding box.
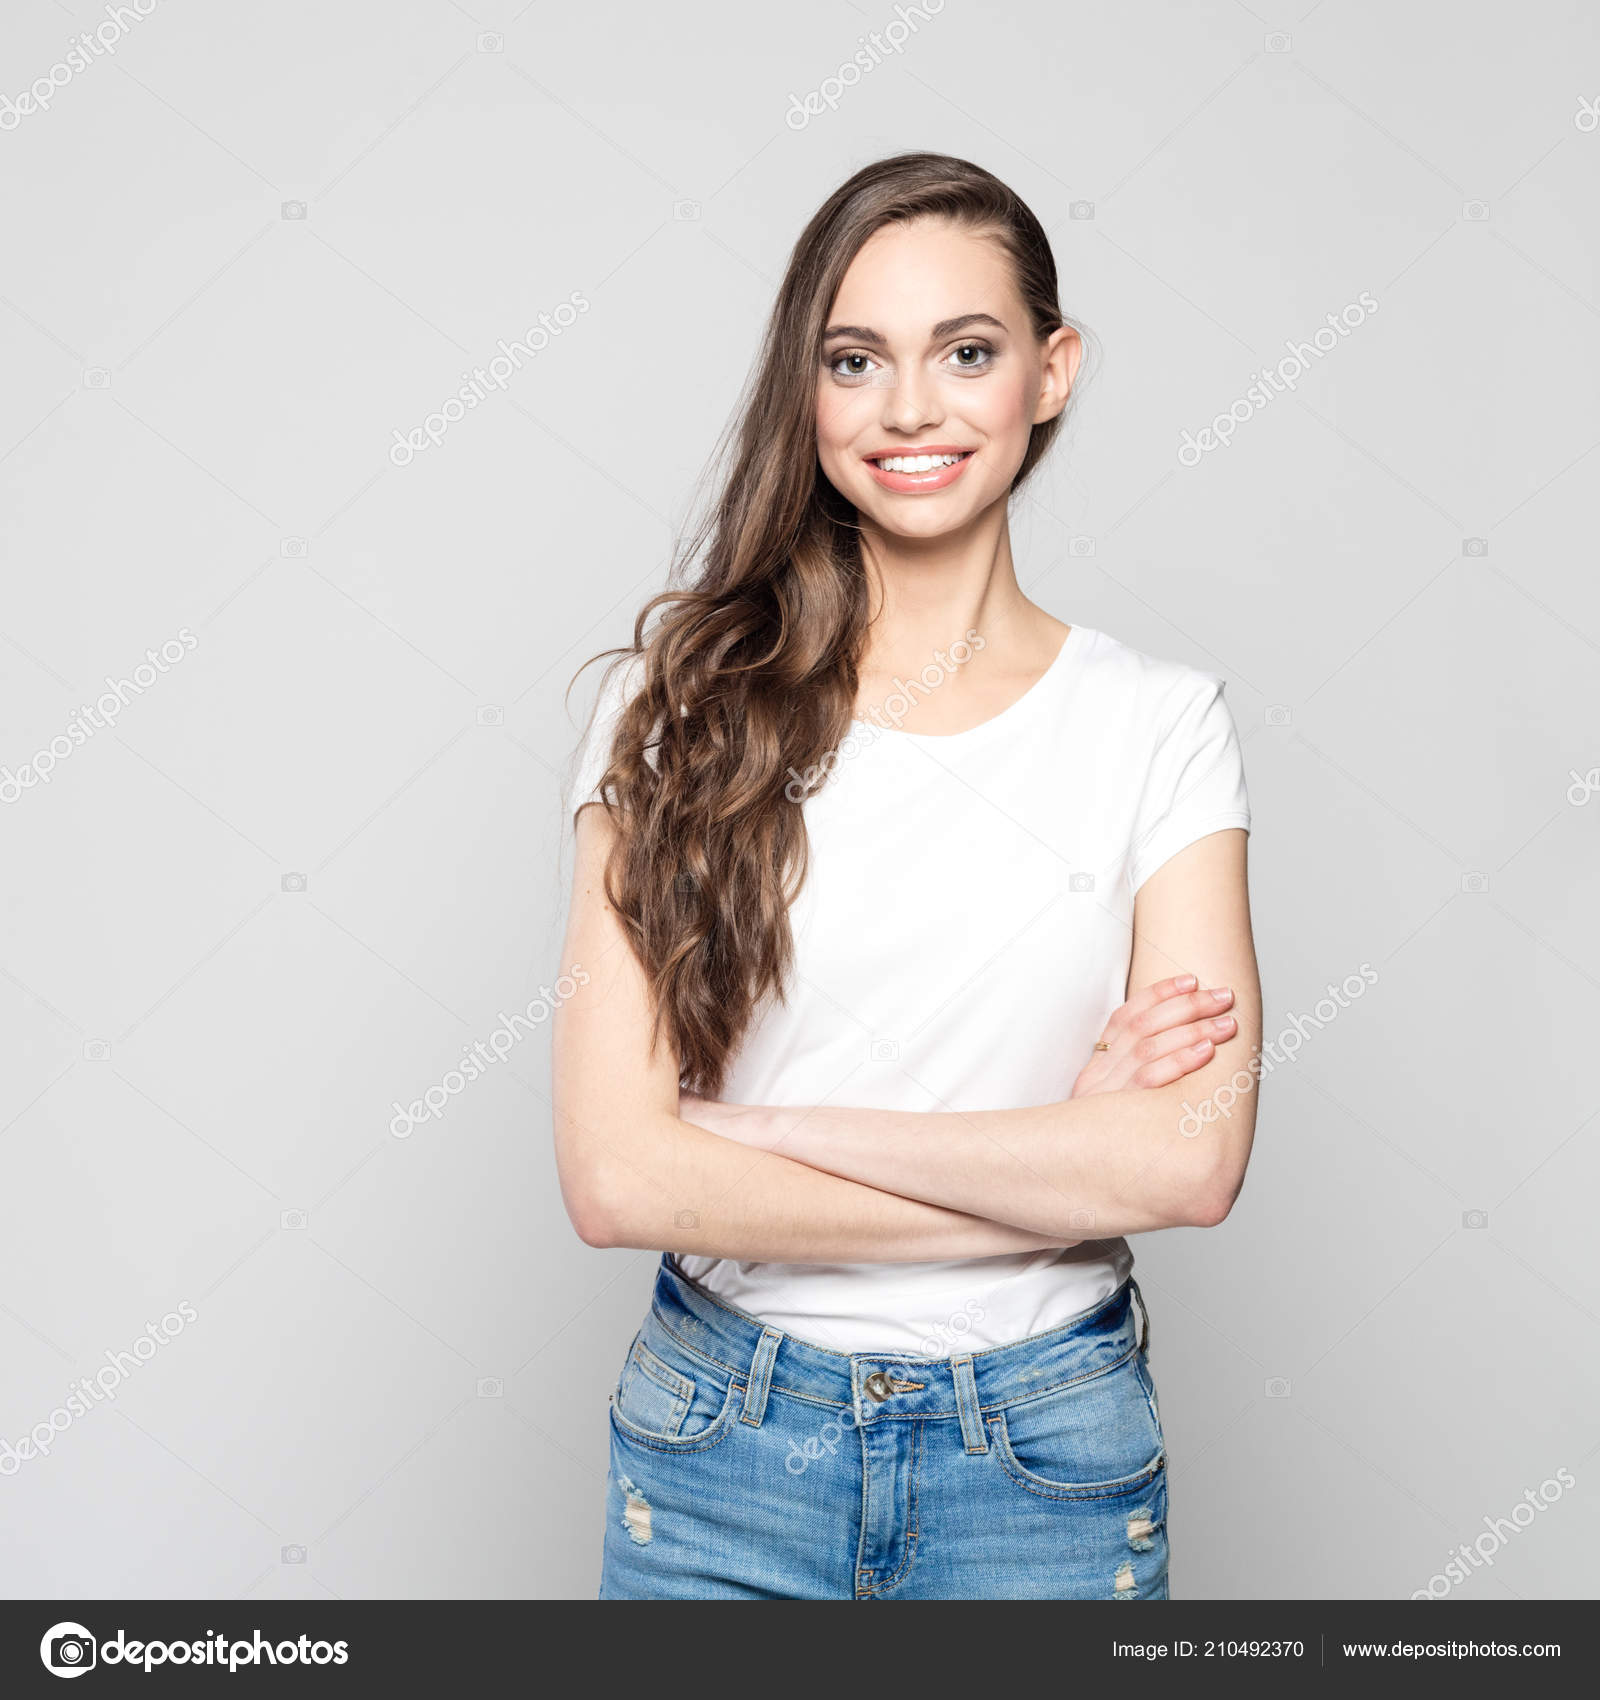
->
[2,0,1597,1599]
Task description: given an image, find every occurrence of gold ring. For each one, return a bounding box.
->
[1093,1041,1111,1051]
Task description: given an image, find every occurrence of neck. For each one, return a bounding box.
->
[855,498,1040,678]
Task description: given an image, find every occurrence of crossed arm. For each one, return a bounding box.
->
[552,806,1260,1260]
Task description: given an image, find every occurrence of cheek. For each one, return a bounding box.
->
[816,384,869,457]
[973,368,1035,439]
[959,372,1037,487]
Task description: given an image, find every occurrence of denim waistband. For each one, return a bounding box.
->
[646,1254,1148,1438]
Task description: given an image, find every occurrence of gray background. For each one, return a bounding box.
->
[2,0,1597,1601]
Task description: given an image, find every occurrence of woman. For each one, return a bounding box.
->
[555,153,1261,1601]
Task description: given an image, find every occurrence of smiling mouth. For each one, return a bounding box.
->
[869,450,970,472]
[863,448,975,491]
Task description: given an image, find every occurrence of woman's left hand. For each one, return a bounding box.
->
[1070,974,1236,1099]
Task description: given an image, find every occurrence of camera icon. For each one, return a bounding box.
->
[1069,201,1095,220]
[477,31,504,51]
[281,872,307,893]
[1265,705,1292,727]
[280,1209,307,1230]
[45,1627,96,1673]
[82,367,111,390]
[1264,1377,1291,1397]
[1462,537,1488,557]
[476,705,505,727]
[281,1544,306,1563]
[281,200,307,221]
[1069,872,1096,893]
[1264,32,1292,52]
[82,1040,110,1061]
[1068,535,1096,557]
[1462,1209,1489,1229]
[673,200,700,220]
[674,1209,699,1229]
[1067,1208,1096,1230]
[477,1377,504,1397]
[1461,871,1489,894]
[1462,200,1490,221]
[280,537,308,558]
[870,1039,900,1062]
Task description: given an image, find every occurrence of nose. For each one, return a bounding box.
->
[878,364,943,437]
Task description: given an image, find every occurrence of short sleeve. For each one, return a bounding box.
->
[1128,674,1250,893]
[568,654,645,818]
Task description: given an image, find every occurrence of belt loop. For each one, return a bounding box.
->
[952,1354,987,1454]
[740,1327,783,1427]
[1129,1278,1150,1356]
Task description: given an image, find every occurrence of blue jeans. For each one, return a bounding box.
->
[599,1256,1169,1600]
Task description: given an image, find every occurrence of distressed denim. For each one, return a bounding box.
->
[599,1256,1169,1600]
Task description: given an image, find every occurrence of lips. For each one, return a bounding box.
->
[862,447,975,494]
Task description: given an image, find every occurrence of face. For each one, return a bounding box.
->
[815,217,1079,541]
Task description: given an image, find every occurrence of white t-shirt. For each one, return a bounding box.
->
[569,624,1250,1354]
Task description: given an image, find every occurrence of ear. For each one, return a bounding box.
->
[1034,325,1082,424]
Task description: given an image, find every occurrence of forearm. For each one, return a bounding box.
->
[701,1083,1251,1239]
[699,831,1264,1239]
[556,1104,1064,1263]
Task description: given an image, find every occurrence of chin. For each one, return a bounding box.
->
[866,501,976,541]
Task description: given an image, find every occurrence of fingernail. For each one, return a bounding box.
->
[1210,988,1232,1004]
[1176,974,1197,991]
[1208,1015,1236,1035]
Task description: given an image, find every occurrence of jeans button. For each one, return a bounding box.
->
[864,1371,893,1402]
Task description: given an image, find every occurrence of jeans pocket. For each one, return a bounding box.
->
[616,1340,694,1437]
[610,1329,742,1451]
[989,1352,1165,1500]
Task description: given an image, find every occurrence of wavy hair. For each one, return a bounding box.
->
[575,152,1073,1092]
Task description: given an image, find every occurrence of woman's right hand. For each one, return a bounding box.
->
[1069,974,1236,1099]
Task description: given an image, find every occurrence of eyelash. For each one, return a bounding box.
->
[826,341,997,383]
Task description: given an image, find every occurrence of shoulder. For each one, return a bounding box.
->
[574,649,652,756]
[586,650,650,723]
[1074,631,1252,891]
[568,650,651,813]
[1067,626,1232,738]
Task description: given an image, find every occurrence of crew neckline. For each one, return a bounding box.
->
[857,624,1086,745]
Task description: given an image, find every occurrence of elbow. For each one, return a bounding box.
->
[568,1190,621,1249]
[1182,1184,1236,1229]
[554,1098,679,1250]
[557,1149,629,1249]
[1181,1155,1246,1229]
[1169,1089,1253,1228]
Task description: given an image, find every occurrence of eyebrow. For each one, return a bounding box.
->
[821,312,1008,347]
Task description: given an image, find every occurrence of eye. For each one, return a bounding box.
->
[829,350,879,381]
[945,341,994,372]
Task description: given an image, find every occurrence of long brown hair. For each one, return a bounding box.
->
[576,153,1073,1093]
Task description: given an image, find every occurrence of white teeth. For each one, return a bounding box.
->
[875,453,965,473]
